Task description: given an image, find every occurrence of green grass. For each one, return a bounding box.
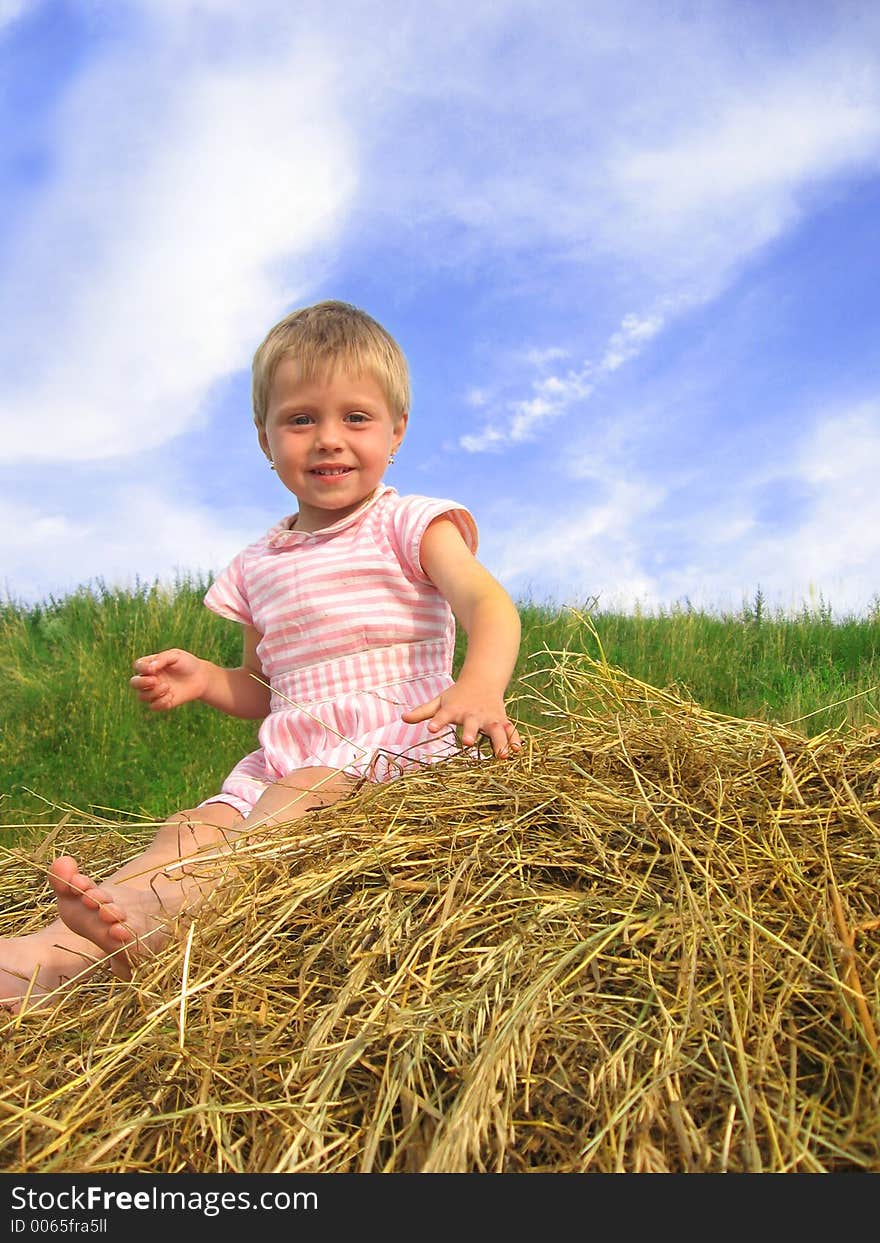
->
[513,593,880,735]
[1,579,258,832]
[2,579,879,837]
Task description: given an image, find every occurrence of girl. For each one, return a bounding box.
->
[0,300,523,1011]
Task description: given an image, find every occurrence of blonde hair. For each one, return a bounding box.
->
[252,300,411,428]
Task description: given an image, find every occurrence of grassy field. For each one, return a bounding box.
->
[2,578,879,837]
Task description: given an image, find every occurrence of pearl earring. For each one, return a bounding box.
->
[269,460,276,471]
[388,453,396,465]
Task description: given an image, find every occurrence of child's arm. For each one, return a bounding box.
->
[130,624,271,720]
[401,516,522,758]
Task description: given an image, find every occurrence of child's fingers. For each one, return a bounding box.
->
[478,721,508,755]
[492,720,522,758]
[403,699,463,738]
[132,655,166,677]
[129,673,162,696]
[400,696,441,725]
[145,688,173,710]
[459,712,484,747]
[467,717,522,757]
[403,699,522,757]
[129,673,174,709]
[132,649,181,676]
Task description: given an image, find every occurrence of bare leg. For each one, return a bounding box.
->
[0,802,241,1011]
[0,918,103,1014]
[52,767,355,982]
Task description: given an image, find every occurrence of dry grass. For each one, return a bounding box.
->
[1,649,879,1173]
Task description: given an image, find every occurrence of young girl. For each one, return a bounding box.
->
[1,300,523,1011]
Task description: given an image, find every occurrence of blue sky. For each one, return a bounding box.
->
[2,0,879,617]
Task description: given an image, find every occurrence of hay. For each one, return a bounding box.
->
[1,650,879,1174]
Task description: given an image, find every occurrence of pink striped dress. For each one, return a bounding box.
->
[198,485,477,816]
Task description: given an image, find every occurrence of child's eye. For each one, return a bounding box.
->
[288,414,313,426]
[346,411,369,424]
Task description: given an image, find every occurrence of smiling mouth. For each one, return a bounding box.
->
[311,466,353,477]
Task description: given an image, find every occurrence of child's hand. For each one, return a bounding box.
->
[402,681,522,759]
[129,648,206,711]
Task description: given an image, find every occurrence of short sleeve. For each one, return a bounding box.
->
[203,551,253,625]
[389,494,478,584]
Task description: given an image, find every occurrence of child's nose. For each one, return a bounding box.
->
[314,422,344,450]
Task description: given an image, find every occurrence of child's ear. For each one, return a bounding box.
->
[392,412,408,452]
[256,423,271,459]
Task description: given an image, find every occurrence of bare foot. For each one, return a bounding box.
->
[49,855,172,982]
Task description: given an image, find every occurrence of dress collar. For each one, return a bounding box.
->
[265,484,395,548]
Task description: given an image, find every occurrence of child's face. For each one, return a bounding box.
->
[259,360,407,532]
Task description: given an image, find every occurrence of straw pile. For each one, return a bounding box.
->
[1,649,879,1173]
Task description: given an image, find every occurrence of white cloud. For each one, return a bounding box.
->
[754,404,880,613]
[481,478,667,608]
[478,399,880,619]
[6,7,880,472]
[455,47,880,461]
[601,69,880,300]
[636,403,880,617]
[460,425,507,453]
[525,347,569,367]
[368,9,880,310]
[799,406,880,486]
[0,485,264,605]
[600,313,665,373]
[459,310,656,453]
[4,2,880,616]
[0,43,355,463]
[0,0,27,25]
[615,91,880,221]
